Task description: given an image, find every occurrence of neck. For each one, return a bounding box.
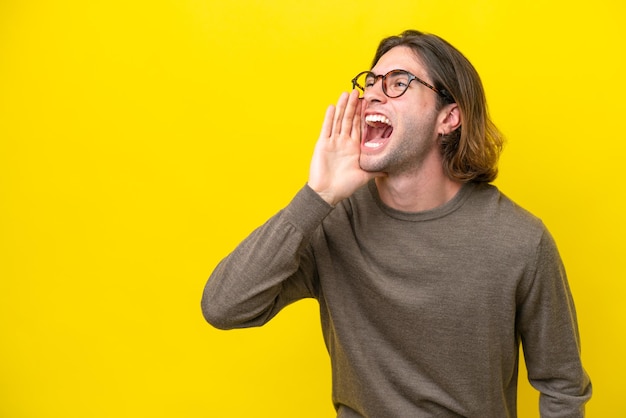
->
[375,169,462,212]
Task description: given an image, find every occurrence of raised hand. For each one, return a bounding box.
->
[308,90,382,206]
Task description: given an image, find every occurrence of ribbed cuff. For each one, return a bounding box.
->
[282,184,334,236]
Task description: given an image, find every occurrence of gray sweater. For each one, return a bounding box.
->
[202,181,591,417]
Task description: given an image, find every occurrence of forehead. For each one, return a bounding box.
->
[371,46,426,76]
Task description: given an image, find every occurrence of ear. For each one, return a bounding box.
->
[438,104,461,135]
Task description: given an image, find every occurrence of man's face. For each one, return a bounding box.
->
[359,46,442,175]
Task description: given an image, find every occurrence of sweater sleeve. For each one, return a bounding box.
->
[201,185,334,330]
[517,229,592,417]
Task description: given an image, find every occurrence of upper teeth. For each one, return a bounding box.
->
[365,114,391,126]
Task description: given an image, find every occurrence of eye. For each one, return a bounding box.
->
[389,73,410,88]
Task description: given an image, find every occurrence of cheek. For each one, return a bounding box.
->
[400,111,437,136]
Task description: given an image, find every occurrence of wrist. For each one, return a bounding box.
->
[307,183,338,207]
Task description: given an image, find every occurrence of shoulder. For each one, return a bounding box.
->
[464,183,551,256]
[471,183,544,229]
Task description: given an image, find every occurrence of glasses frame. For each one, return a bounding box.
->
[351,69,449,100]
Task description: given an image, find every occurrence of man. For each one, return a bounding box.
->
[201,30,591,417]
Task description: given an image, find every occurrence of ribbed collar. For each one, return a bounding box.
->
[367,180,478,222]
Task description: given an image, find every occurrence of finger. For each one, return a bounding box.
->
[351,96,362,141]
[331,92,349,136]
[320,104,336,139]
[340,90,360,137]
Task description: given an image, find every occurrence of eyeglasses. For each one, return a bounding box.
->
[351,69,450,100]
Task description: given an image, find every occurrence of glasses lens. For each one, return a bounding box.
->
[385,70,411,98]
[352,71,412,98]
[353,72,376,97]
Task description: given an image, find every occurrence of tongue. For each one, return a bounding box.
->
[364,125,393,149]
[366,124,393,141]
[381,125,393,138]
[372,121,392,136]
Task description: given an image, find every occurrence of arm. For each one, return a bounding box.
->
[517,230,592,417]
[202,90,378,329]
[201,185,333,329]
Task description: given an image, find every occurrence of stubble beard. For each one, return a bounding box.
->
[359,116,439,176]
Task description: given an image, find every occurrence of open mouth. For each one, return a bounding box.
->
[363,114,393,150]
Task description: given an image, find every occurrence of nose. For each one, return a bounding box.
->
[363,77,387,103]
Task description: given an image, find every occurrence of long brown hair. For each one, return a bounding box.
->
[372,30,504,183]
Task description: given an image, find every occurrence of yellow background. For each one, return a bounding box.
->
[1,0,624,416]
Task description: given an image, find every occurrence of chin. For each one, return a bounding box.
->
[359,156,385,173]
